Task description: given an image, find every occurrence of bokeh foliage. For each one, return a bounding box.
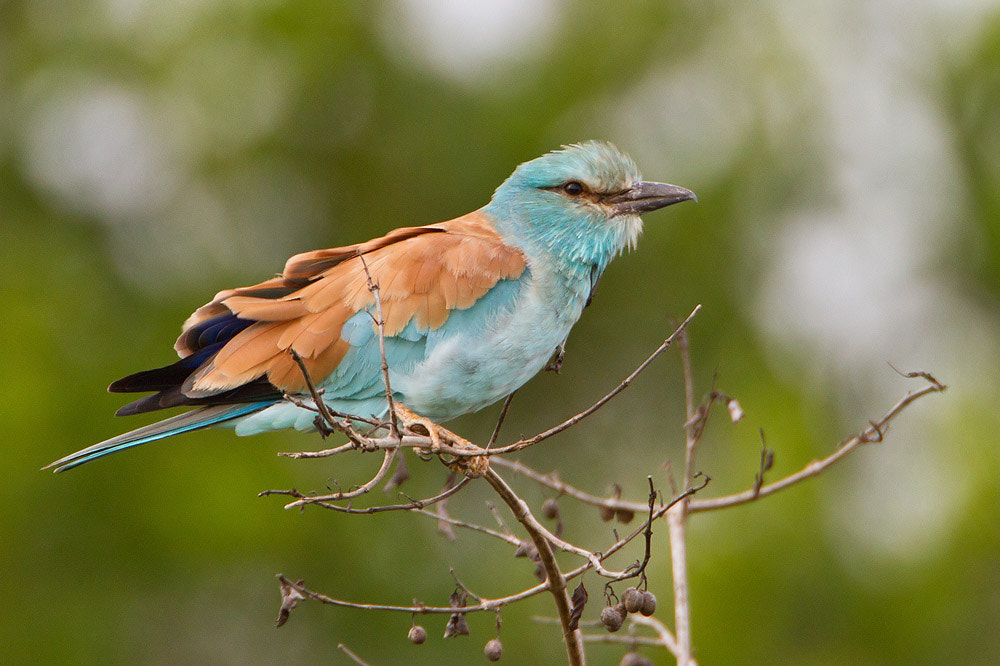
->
[3,1,999,663]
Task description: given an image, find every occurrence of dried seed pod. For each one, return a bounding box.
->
[599,504,616,522]
[541,498,559,519]
[616,509,635,524]
[622,587,643,614]
[620,651,653,666]
[408,625,427,645]
[600,604,624,632]
[484,638,503,661]
[639,591,657,617]
[444,613,470,638]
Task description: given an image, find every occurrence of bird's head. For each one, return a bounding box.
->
[485,141,695,269]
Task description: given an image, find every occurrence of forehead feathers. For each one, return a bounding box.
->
[511,141,642,193]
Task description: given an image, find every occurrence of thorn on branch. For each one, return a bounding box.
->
[887,363,946,390]
[753,430,775,498]
[864,419,885,444]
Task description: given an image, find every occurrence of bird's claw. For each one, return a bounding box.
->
[392,404,489,478]
[545,344,565,373]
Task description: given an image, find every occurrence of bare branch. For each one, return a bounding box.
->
[487,392,517,450]
[286,349,369,448]
[357,250,400,440]
[271,478,708,631]
[483,468,586,666]
[688,377,946,513]
[668,327,697,665]
[259,477,470,514]
[410,507,522,547]
[483,305,700,456]
[337,643,370,666]
[280,449,397,508]
[496,375,946,520]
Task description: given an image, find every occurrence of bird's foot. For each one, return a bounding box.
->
[545,344,565,373]
[393,404,489,478]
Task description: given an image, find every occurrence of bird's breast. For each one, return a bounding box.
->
[390,267,590,422]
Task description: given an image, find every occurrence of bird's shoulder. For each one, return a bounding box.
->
[176,211,527,395]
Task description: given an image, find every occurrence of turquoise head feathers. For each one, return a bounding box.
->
[485,141,693,270]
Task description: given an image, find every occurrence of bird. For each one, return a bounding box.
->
[46,141,695,472]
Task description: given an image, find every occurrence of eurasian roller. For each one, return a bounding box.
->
[47,142,695,472]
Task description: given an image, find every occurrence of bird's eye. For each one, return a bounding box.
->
[562,181,584,196]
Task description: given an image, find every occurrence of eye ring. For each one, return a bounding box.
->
[562,181,584,196]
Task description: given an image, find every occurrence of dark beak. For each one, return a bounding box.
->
[605,181,697,217]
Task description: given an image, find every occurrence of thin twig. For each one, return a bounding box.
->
[337,643,369,666]
[488,392,517,450]
[495,376,945,519]
[259,477,470,514]
[487,306,700,456]
[287,350,368,448]
[533,611,679,656]
[410,507,522,547]
[357,251,400,440]
[272,479,708,626]
[688,378,946,512]
[280,449,397,508]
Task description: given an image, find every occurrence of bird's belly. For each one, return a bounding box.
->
[391,287,584,422]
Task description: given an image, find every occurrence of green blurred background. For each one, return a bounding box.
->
[3,1,1000,663]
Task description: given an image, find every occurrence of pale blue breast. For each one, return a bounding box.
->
[393,266,589,421]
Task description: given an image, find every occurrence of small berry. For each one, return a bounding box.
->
[639,591,657,617]
[484,638,503,661]
[620,652,653,666]
[542,498,559,520]
[622,587,642,614]
[408,625,427,644]
[600,604,624,632]
[616,509,635,524]
[599,505,615,522]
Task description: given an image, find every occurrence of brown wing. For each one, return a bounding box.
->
[179,211,527,396]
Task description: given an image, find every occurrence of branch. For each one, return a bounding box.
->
[279,449,397,508]
[272,477,708,633]
[483,468,586,666]
[337,643,369,666]
[668,328,697,665]
[482,305,700,456]
[259,477,470,514]
[357,251,400,440]
[497,374,946,519]
[687,374,946,512]
[286,350,369,448]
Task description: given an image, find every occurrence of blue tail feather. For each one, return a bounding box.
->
[45,402,271,473]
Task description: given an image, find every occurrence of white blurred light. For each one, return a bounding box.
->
[382,0,561,82]
[611,12,808,185]
[825,411,967,571]
[21,81,179,220]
